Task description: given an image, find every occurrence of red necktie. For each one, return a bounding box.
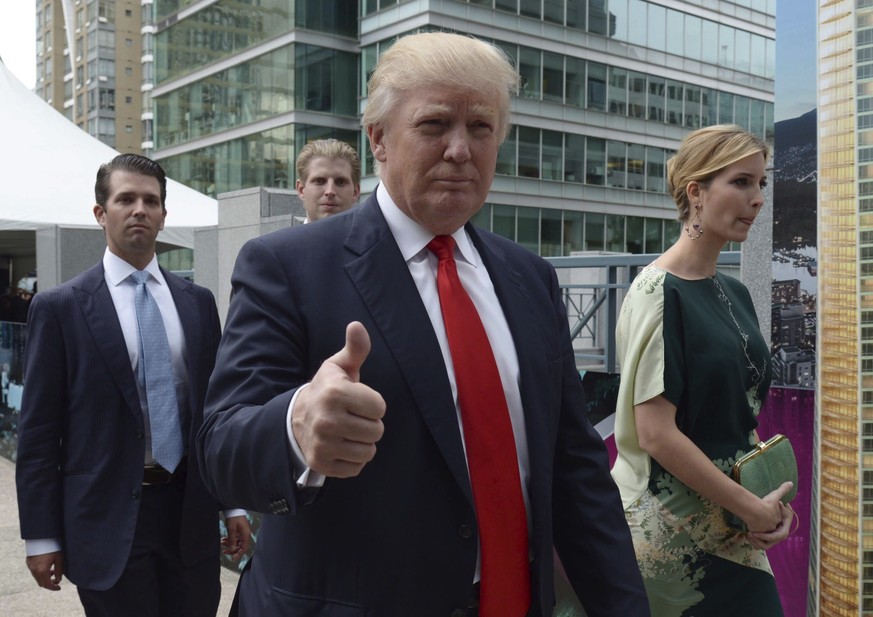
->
[427,235,530,616]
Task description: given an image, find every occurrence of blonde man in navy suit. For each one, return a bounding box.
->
[16,154,251,616]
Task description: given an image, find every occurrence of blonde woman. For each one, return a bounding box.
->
[611,125,794,616]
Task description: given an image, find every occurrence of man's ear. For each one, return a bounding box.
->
[93,204,106,228]
[367,124,387,163]
[295,179,305,198]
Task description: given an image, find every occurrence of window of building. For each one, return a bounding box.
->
[520,0,541,19]
[542,130,563,181]
[684,85,701,129]
[588,0,607,35]
[493,204,516,241]
[607,215,625,252]
[586,137,606,185]
[98,1,115,21]
[626,217,644,253]
[497,126,517,176]
[610,0,629,40]
[99,88,115,111]
[519,47,542,99]
[544,0,563,25]
[607,140,627,189]
[563,211,583,253]
[518,126,541,178]
[586,62,607,111]
[585,213,605,251]
[565,57,584,107]
[98,58,115,78]
[543,52,563,102]
[666,80,683,125]
[541,208,563,256]
[646,146,666,193]
[628,72,646,119]
[517,207,539,253]
[608,67,627,115]
[648,76,665,122]
[564,134,585,183]
[627,144,645,190]
[645,219,663,253]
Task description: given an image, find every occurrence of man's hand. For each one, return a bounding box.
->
[26,551,64,590]
[222,515,253,561]
[292,322,386,478]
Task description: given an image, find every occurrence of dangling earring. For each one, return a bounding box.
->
[685,203,703,240]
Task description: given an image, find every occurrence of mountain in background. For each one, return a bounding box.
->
[773,109,816,250]
[774,109,816,182]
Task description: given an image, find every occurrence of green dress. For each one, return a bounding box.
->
[610,265,782,617]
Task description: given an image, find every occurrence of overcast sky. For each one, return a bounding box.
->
[0,0,36,88]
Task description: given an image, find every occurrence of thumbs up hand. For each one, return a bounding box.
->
[291,322,387,478]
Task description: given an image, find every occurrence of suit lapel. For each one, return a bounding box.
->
[164,270,199,427]
[344,197,474,504]
[75,263,143,423]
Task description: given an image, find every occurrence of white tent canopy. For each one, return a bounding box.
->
[0,58,216,249]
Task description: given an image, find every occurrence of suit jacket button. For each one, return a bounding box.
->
[131,490,140,500]
[450,610,466,617]
[458,523,472,539]
[135,430,144,439]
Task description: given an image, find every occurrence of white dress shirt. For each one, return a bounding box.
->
[286,184,532,535]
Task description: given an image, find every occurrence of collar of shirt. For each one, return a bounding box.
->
[102,248,166,289]
[375,183,479,268]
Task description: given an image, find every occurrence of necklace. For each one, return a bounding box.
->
[710,274,765,396]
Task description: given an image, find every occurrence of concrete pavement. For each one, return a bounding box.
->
[0,456,240,616]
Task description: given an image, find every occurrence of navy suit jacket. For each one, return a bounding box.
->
[199,194,648,616]
[15,262,223,591]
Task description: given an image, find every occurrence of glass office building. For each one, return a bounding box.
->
[150,0,775,257]
[817,0,873,614]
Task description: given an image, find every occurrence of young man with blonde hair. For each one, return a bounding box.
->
[295,138,361,222]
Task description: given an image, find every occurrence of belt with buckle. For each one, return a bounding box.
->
[142,464,174,486]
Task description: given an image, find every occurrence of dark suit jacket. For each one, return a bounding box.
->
[15,262,223,591]
[199,194,648,616]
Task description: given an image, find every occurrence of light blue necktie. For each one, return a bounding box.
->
[131,270,183,472]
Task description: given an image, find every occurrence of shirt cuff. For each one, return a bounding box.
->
[222,509,247,519]
[26,538,62,557]
[287,383,326,489]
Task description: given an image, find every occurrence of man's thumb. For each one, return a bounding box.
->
[329,321,371,381]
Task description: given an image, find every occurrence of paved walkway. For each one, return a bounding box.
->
[0,456,239,616]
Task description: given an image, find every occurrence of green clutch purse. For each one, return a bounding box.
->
[725,434,798,531]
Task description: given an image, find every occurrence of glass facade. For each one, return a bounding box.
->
[816,0,863,614]
[361,38,774,139]
[159,124,360,196]
[470,204,680,256]
[364,1,775,80]
[155,45,357,150]
[152,0,773,261]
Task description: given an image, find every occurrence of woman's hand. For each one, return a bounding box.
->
[746,501,794,550]
[738,481,793,533]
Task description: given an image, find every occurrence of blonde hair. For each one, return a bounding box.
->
[667,124,769,223]
[362,32,519,142]
[296,139,361,185]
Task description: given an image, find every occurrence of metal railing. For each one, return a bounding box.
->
[545,252,742,373]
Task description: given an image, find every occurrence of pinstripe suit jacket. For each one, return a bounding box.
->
[15,262,222,590]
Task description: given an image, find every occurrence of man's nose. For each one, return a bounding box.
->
[132,199,148,215]
[324,180,337,195]
[444,127,472,162]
